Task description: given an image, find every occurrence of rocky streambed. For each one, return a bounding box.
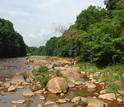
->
[0,57,124,107]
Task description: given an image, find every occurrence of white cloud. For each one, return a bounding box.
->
[8,11,30,16]
[0,0,106,47]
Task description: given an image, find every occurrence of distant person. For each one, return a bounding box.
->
[70,57,72,62]
[73,58,76,65]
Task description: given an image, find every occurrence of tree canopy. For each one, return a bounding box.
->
[44,0,124,64]
[0,18,26,57]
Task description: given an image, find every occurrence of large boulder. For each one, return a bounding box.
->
[87,97,104,107]
[47,77,68,94]
[11,76,25,84]
[61,70,82,82]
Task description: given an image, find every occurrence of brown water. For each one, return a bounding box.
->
[0,56,124,107]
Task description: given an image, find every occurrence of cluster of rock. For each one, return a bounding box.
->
[0,62,124,107]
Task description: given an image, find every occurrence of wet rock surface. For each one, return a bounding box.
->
[0,56,124,107]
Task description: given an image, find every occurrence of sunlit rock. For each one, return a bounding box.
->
[47,77,68,94]
[22,88,34,97]
[11,99,25,104]
[87,97,104,107]
[8,85,16,92]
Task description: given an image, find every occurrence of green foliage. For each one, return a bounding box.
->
[75,5,107,31]
[0,18,26,57]
[104,0,121,10]
[44,57,58,61]
[28,46,46,56]
[34,65,48,73]
[39,74,49,87]
[23,70,30,80]
[56,70,63,77]
[43,2,124,64]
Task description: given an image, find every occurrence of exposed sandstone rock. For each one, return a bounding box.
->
[34,90,43,94]
[87,97,104,107]
[87,83,96,89]
[99,93,115,100]
[1,91,5,96]
[13,105,18,107]
[0,81,3,86]
[17,86,24,89]
[117,98,123,103]
[52,104,58,107]
[15,72,24,76]
[71,96,87,103]
[39,96,45,100]
[8,85,16,92]
[11,76,25,84]
[100,89,107,94]
[11,99,25,104]
[22,88,34,97]
[61,70,82,82]
[57,99,66,103]
[67,82,75,88]
[47,77,68,94]
[22,82,29,85]
[4,81,11,88]
[44,101,56,105]
[37,104,43,107]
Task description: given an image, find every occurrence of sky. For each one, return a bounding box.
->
[0,0,105,47]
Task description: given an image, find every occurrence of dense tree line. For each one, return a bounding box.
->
[0,18,26,57]
[26,46,46,56]
[45,0,124,63]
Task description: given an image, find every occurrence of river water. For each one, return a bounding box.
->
[0,56,124,107]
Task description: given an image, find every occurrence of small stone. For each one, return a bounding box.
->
[45,101,56,105]
[11,99,25,104]
[22,82,29,85]
[43,91,48,94]
[106,98,113,101]
[17,86,24,89]
[39,96,45,100]
[117,98,123,103]
[1,91,5,96]
[52,104,58,107]
[64,98,71,102]
[37,104,42,107]
[13,105,18,107]
[8,85,16,92]
[60,93,64,96]
[57,99,66,103]
[34,90,43,94]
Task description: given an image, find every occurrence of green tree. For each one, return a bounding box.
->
[75,5,107,31]
[104,0,121,10]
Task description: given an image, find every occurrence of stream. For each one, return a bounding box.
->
[0,56,124,107]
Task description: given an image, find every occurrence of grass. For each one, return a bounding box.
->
[39,74,49,87]
[23,70,30,80]
[76,62,124,94]
[43,57,58,61]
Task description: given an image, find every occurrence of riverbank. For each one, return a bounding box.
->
[0,56,124,107]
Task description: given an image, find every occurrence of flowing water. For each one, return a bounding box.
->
[0,56,124,107]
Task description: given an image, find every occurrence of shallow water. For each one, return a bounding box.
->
[0,56,124,107]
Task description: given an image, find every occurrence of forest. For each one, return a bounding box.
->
[0,18,26,57]
[44,0,124,63]
[1,0,124,64]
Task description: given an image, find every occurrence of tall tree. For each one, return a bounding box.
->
[104,0,121,10]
